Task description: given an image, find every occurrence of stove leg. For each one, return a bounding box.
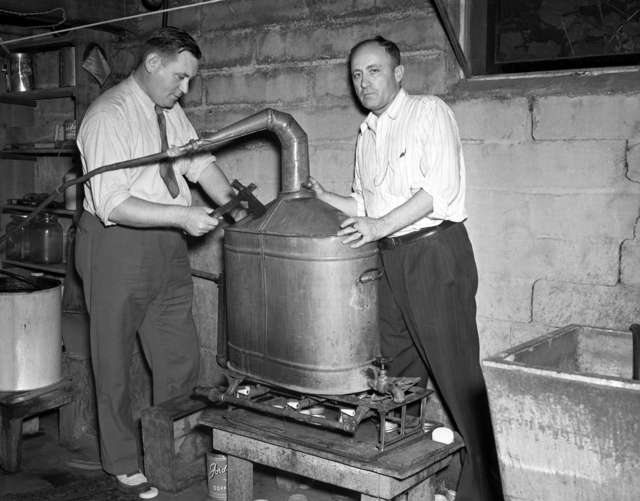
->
[228,455,252,501]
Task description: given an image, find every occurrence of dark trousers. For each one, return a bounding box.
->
[76,212,200,476]
[379,222,503,501]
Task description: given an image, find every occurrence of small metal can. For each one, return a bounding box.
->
[206,451,227,500]
[64,120,77,140]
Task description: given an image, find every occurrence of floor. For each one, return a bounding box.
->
[0,410,359,501]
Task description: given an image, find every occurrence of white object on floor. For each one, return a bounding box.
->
[434,495,447,501]
[431,427,455,444]
[139,487,158,499]
[288,494,308,501]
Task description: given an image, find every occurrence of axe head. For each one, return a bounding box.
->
[231,179,267,219]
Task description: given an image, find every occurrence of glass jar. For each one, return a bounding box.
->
[5,213,32,261]
[30,213,63,264]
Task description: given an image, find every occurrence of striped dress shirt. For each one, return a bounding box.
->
[352,88,468,237]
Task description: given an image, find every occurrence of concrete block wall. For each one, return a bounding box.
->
[452,72,640,359]
[127,1,640,398]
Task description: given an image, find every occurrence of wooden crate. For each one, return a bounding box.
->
[141,393,211,493]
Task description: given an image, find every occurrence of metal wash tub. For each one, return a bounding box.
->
[482,324,640,501]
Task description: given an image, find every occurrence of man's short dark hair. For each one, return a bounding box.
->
[143,26,202,63]
[349,36,401,67]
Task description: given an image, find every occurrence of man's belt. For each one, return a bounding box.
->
[378,220,457,251]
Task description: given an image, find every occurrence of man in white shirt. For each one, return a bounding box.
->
[76,27,243,498]
[307,36,503,501]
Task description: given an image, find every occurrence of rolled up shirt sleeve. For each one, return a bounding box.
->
[411,99,463,222]
[79,112,135,225]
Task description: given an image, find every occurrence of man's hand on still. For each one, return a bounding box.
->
[338,216,387,248]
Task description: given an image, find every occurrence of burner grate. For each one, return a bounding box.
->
[194,369,439,458]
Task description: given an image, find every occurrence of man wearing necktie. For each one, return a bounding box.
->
[75,27,243,498]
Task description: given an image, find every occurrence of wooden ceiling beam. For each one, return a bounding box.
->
[0,1,131,33]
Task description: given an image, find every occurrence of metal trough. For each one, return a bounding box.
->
[483,324,640,501]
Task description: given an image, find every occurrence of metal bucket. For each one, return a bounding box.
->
[7,53,35,92]
[224,194,381,395]
[0,277,63,391]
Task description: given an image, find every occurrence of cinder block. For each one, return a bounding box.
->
[308,142,356,195]
[256,13,442,64]
[294,105,366,142]
[257,23,370,63]
[621,240,640,286]
[466,190,530,237]
[314,63,353,101]
[166,2,201,33]
[198,31,256,68]
[532,280,640,330]
[528,193,640,240]
[470,232,620,285]
[201,0,310,30]
[188,105,268,134]
[450,97,530,143]
[476,275,533,323]
[401,54,449,97]
[534,94,640,140]
[204,67,309,105]
[214,142,281,192]
[464,140,627,191]
[476,316,512,360]
[180,74,203,108]
[509,321,557,350]
[309,0,430,19]
[192,279,218,321]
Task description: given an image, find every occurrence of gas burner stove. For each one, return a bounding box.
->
[194,369,440,460]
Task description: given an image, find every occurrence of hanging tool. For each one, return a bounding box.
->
[207,180,267,220]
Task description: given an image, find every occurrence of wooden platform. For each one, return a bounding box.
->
[198,406,464,501]
[0,379,82,472]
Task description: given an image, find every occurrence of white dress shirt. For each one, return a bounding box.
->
[78,74,214,225]
[352,88,468,237]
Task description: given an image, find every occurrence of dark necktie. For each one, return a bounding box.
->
[154,104,180,198]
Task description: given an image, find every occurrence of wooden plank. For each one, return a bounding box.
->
[1,259,67,275]
[2,205,75,216]
[199,409,463,480]
[0,1,126,33]
[0,95,36,107]
[0,88,74,101]
[0,381,80,420]
[141,393,212,493]
[227,455,253,501]
[0,414,23,472]
[59,395,83,450]
[0,152,38,161]
[212,428,452,500]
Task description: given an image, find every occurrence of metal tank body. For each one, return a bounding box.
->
[224,193,381,395]
[198,108,381,395]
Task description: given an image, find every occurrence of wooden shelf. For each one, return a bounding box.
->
[1,33,75,53]
[0,87,75,106]
[2,259,67,275]
[2,205,75,217]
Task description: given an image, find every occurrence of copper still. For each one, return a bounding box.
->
[204,109,382,395]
